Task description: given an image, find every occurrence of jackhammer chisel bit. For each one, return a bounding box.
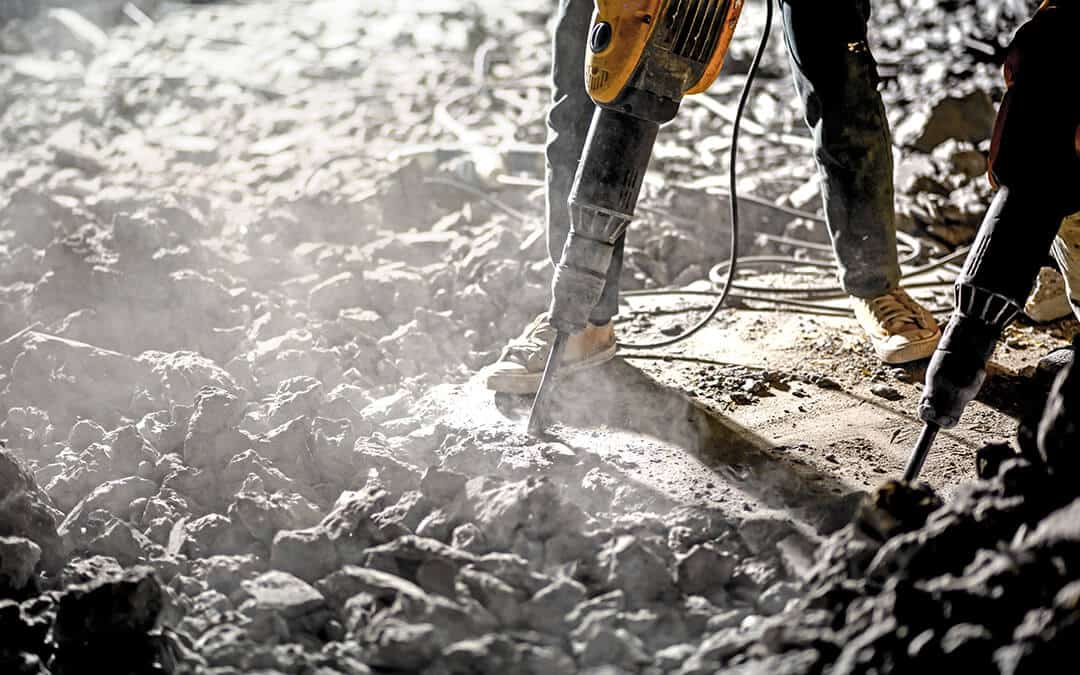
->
[903,422,939,483]
[527,331,569,436]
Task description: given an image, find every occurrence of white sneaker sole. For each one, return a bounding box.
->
[484,342,618,395]
[873,330,942,365]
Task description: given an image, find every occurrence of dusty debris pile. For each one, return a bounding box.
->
[2,437,815,673]
[702,397,1080,675]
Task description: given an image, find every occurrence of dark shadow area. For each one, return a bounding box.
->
[881,351,1047,423]
[498,358,863,533]
[978,367,1055,423]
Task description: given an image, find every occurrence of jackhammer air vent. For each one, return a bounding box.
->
[664,0,730,63]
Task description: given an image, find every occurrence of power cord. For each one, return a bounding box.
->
[618,0,775,350]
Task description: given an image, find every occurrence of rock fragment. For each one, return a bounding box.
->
[52,567,165,674]
[0,537,41,596]
[0,449,63,573]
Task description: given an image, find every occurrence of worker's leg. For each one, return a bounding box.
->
[482,0,617,393]
[779,0,938,365]
[547,0,623,324]
[779,0,900,298]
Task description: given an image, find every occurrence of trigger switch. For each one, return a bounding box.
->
[590,22,613,53]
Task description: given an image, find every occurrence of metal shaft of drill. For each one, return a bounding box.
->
[528,331,569,436]
[904,423,940,483]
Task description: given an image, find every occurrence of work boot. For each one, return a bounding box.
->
[482,313,617,394]
[851,288,941,365]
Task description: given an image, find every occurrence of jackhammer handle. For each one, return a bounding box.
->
[527,331,569,436]
[903,422,940,483]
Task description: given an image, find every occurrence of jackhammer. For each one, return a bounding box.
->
[529,0,769,435]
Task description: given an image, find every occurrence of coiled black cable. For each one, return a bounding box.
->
[619,0,774,350]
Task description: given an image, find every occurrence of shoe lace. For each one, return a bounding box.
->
[868,292,921,332]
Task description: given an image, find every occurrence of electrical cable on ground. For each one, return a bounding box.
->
[617,0,775,351]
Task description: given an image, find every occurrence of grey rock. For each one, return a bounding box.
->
[85,518,153,565]
[870,383,903,401]
[176,513,256,558]
[317,565,428,611]
[193,553,264,595]
[318,483,400,560]
[309,272,368,317]
[104,425,156,476]
[220,449,298,497]
[0,536,41,594]
[239,570,329,636]
[358,391,413,426]
[440,633,519,673]
[43,447,114,513]
[184,387,246,468]
[53,567,164,672]
[58,476,158,551]
[363,618,444,671]
[195,622,254,669]
[370,491,431,534]
[185,427,253,471]
[738,514,800,555]
[599,535,676,604]
[450,522,486,553]
[895,89,997,153]
[362,535,476,582]
[67,419,106,453]
[469,476,587,550]
[415,508,456,542]
[519,643,578,675]
[656,643,698,671]
[1022,497,1080,552]
[228,490,324,545]
[271,526,340,583]
[758,581,802,615]
[309,416,357,480]
[350,439,423,493]
[266,376,324,429]
[420,467,467,505]
[573,624,651,670]
[141,350,238,404]
[61,555,124,586]
[5,333,157,431]
[0,448,63,573]
[676,543,737,595]
[525,576,587,635]
[457,567,526,626]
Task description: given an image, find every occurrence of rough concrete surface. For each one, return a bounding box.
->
[0,1,1074,674]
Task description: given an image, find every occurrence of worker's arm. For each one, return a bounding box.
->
[919,3,1080,428]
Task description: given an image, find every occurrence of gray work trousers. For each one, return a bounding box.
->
[546,0,901,324]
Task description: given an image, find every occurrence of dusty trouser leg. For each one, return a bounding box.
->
[779,0,900,298]
[1051,213,1080,320]
[546,0,623,325]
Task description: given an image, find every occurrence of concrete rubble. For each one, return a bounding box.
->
[0,1,1073,674]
